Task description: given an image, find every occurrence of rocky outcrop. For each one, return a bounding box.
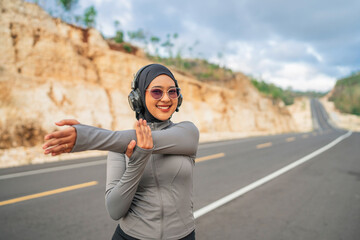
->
[0,0,302,167]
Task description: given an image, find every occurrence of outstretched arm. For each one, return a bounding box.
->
[43,120,199,157]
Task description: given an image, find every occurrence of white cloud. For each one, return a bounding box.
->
[210,40,336,91]
[306,46,323,63]
[265,63,336,91]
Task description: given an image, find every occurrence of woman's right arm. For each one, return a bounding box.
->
[105,120,153,220]
[105,148,152,220]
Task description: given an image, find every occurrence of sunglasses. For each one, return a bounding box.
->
[147,87,181,100]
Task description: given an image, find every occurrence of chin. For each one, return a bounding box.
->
[156,114,171,121]
[154,110,176,121]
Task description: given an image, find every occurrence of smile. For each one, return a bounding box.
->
[157,105,171,109]
[156,105,172,112]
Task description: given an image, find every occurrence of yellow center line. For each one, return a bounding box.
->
[302,134,309,138]
[0,181,98,207]
[286,137,296,142]
[256,142,272,149]
[196,153,225,162]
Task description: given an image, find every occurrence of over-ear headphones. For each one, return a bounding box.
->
[128,65,183,114]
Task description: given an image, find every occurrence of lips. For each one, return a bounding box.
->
[157,105,172,112]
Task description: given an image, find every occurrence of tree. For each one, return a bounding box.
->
[58,0,78,11]
[188,40,199,58]
[161,33,177,58]
[113,20,124,43]
[55,0,79,23]
[150,36,161,57]
[83,6,97,28]
[127,29,146,43]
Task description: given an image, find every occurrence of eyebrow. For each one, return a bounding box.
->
[151,85,176,88]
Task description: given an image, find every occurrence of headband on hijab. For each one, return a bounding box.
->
[135,64,179,122]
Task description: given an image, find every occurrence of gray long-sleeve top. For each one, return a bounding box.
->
[71,120,199,240]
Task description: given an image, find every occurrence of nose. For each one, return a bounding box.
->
[161,91,171,102]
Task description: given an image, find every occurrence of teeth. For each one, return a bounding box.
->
[157,106,170,109]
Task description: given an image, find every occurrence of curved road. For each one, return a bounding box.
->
[0,99,359,239]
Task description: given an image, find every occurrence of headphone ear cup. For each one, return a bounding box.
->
[176,94,183,112]
[128,89,143,113]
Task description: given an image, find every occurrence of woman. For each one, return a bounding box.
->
[43,64,199,240]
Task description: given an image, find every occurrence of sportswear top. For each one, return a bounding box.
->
[71,120,199,240]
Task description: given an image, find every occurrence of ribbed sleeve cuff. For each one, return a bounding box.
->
[70,124,86,153]
[128,146,154,165]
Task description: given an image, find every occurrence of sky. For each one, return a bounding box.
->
[40,0,360,91]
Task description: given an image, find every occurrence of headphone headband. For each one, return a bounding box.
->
[131,65,153,90]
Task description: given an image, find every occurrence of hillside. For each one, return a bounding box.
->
[328,72,360,115]
[320,72,360,131]
[0,0,307,167]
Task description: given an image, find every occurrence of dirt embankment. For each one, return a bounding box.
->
[320,94,360,132]
[0,0,306,168]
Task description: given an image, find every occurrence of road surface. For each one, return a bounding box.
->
[0,99,359,239]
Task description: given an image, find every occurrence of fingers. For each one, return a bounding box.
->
[125,140,136,158]
[45,143,71,156]
[43,127,76,148]
[43,139,73,155]
[135,119,153,149]
[135,119,143,146]
[43,126,77,155]
[44,126,75,141]
[140,119,148,141]
[145,124,153,149]
[43,135,73,150]
[55,119,80,126]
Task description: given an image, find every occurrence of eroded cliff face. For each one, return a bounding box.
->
[0,0,301,166]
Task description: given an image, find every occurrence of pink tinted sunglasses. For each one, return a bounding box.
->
[146,87,181,100]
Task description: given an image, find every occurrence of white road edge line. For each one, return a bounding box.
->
[0,160,106,180]
[194,131,352,219]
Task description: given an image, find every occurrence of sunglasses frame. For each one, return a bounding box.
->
[146,87,181,100]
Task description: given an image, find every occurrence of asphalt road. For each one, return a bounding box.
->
[0,99,359,240]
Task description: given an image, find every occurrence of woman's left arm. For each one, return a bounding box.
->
[43,121,199,157]
[71,121,199,156]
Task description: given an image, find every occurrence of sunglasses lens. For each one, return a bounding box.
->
[168,88,179,99]
[150,89,163,99]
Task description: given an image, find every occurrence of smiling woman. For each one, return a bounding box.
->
[42,64,199,240]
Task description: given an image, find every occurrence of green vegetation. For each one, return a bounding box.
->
[329,72,360,115]
[250,79,326,105]
[83,6,97,28]
[31,0,96,28]
[113,20,124,43]
[58,0,78,11]
[148,56,235,83]
[251,79,295,105]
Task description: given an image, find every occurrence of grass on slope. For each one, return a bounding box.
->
[250,79,326,106]
[329,72,360,116]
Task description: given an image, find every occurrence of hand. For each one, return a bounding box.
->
[42,119,80,156]
[135,119,153,150]
[125,119,153,158]
[125,140,136,158]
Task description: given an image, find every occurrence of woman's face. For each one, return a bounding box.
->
[145,74,178,121]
